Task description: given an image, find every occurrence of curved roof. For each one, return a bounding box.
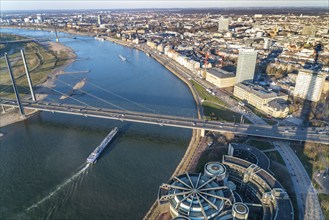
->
[159,173,233,220]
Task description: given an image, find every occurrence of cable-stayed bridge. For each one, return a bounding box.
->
[1,47,328,145]
[1,98,328,144]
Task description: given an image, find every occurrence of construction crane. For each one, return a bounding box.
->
[201,52,209,79]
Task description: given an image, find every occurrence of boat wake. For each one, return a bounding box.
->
[26,163,90,212]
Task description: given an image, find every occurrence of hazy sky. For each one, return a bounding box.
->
[1,0,328,11]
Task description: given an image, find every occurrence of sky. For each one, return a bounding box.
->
[1,0,328,11]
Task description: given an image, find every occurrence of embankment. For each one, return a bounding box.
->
[0,38,76,127]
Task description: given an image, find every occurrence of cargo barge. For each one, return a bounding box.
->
[87,127,118,163]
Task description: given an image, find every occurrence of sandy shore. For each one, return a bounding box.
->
[0,40,76,127]
[0,107,39,127]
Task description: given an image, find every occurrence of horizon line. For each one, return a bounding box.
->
[2,6,328,12]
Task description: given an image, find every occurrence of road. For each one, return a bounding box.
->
[1,98,328,145]
[141,45,326,219]
[274,141,324,220]
[142,45,268,125]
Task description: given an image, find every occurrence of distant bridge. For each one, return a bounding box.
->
[1,98,328,144]
[0,38,49,44]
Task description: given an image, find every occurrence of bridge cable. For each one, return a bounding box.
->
[55,78,126,111]
[48,87,96,108]
[66,74,156,113]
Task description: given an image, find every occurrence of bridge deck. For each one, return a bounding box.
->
[1,98,328,144]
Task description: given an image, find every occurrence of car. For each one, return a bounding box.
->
[238,101,245,106]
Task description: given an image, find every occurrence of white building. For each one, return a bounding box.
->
[294,69,326,102]
[218,17,229,32]
[235,49,257,84]
[36,14,43,23]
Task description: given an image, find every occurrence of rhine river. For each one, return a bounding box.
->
[0,28,196,219]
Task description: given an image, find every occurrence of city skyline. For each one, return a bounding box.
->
[0,5,328,220]
[1,0,328,11]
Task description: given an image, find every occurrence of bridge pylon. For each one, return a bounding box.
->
[21,49,36,101]
[55,26,59,43]
[4,53,25,118]
[200,129,206,137]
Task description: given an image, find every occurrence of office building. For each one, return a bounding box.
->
[302,25,316,37]
[234,82,289,118]
[36,14,43,23]
[264,38,271,50]
[218,17,229,32]
[294,69,326,102]
[235,49,257,84]
[206,68,236,88]
[98,15,102,25]
[158,152,294,220]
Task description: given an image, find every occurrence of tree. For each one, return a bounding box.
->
[216,135,227,145]
[223,132,235,142]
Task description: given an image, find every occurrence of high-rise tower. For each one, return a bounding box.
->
[218,17,229,32]
[294,69,325,102]
[235,49,257,84]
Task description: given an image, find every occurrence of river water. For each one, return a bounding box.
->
[0,28,196,219]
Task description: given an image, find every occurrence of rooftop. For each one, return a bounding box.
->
[236,82,287,99]
[207,68,236,79]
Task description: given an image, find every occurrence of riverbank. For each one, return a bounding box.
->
[1,27,205,219]
[101,35,206,220]
[0,37,76,127]
[0,108,39,127]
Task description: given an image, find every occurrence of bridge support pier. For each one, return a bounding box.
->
[1,105,5,113]
[4,53,25,118]
[21,49,36,101]
[200,129,206,137]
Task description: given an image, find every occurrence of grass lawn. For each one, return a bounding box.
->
[245,139,275,151]
[0,41,69,98]
[290,143,313,178]
[191,80,228,107]
[203,102,251,123]
[265,151,285,165]
[190,80,251,123]
[318,194,329,219]
[289,142,329,179]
